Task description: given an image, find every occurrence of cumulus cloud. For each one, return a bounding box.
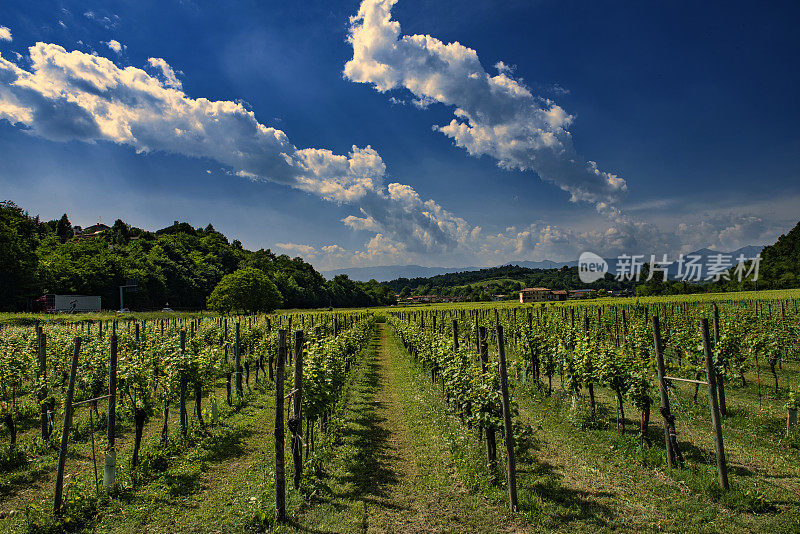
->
[274,243,318,256]
[344,0,627,206]
[0,40,484,257]
[105,40,123,54]
[276,234,410,270]
[0,26,11,42]
[0,38,780,271]
[0,42,387,203]
[147,57,181,89]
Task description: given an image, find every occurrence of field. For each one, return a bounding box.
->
[1,291,799,533]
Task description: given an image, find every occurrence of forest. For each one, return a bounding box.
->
[0,201,396,312]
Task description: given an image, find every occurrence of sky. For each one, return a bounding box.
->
[1,0,799,270]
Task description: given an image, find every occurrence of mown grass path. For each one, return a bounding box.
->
[295,323,522,533]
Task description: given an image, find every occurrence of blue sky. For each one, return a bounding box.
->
[1,0,798,269]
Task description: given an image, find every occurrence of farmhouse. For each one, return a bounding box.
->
[519,287,556,303]
[75,223,110,239]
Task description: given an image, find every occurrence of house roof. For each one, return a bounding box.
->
[520,287,551,292]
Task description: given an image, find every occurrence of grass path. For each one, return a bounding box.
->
[294,323,522,533]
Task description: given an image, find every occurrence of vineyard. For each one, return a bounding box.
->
[1,291,799,532]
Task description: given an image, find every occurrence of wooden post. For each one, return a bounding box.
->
[478,326,497,477]
[180,331,187,437]
[452,319,459,351]
[38,330,48,440]
[54,337,81,515]
[275,330,287,523]
[652,316,675,468]
[495,323,518,512]
[236,322,243,397]
[712,304,727,416]
[108,334,117,447]
[701,318,729,490]
[292,330,304,490]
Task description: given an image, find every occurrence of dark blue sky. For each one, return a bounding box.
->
[1,0,798,268]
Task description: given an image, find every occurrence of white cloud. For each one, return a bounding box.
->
[84,11,119,30]
[147,57,181,89]
[0,42,387,204]
[344,0,627,206]
[105,40,123,54]
[0,40,482,257]
[0,26,12,42]
[275,243,318,256]
[0,38,784,271]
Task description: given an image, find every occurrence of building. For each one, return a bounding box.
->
[519,287,556,303]
[568,289,597,299]
[552,290,568,301]
[75,223,110,239]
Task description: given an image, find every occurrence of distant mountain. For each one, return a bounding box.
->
[499,259,576,270]
[658,245,764,280]
[321,264,482,282]
[323,246,764,283]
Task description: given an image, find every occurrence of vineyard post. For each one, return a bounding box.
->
[701,318,729,490]
[54,337,81,515]
[495,322,518,512]
[478,326,497,478]
[236,322,243,397]
[652,316,675,468]
[105,332,117,489]
[275,329,287,523]
[38,329,48,440]
[292,330,304,490]
[180,330,187,437]
[712,303,727,416]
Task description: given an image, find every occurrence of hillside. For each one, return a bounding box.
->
[758,220,800,289]
[0,201,394,311]
[385,264,637,300]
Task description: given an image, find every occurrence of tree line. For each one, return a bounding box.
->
[387,264,638,300]
[0,201,396,312]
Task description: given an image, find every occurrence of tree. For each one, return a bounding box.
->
[56,213,72,243]
[207,267,283,313]
[0,202,41,310]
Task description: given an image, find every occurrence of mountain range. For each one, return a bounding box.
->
[321,246,764,282]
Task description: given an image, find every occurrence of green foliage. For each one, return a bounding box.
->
[0,201,395,311]
[207,268,283,313]
[787,387,800,410]
[0,202,40,311]
[759,220,800,289]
